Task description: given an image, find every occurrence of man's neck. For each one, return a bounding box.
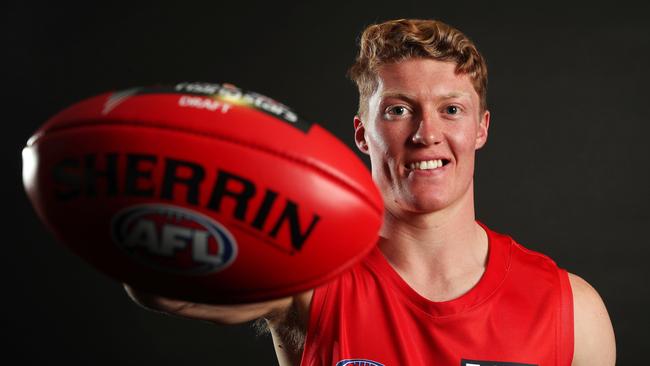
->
[377,182,488,301]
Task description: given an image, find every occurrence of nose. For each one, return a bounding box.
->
[411,112,442,146]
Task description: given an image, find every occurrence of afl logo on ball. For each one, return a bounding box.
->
[112,204,237,275]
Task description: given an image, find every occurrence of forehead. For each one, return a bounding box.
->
[372,58,477,103]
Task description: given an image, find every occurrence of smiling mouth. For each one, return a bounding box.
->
[405,159,451,171]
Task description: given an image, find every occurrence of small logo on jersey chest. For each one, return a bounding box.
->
[461,359,537,366]
[336,359,384,366]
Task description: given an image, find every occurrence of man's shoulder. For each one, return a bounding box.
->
[568,273,616,366]
[510,238,561,270]
[482,222,562,274]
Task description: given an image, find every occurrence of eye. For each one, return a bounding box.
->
[445,105,460,115]
[388,105,408,115]
[384,105,412,120]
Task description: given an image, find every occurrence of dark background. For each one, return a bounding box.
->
[4,1,648,364]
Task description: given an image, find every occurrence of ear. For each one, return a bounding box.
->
[475,110,490,150]
[353,115,369,154]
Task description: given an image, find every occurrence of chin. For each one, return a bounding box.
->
[394,193,451,214]
[408,200,450,214]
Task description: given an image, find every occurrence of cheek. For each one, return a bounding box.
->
[366,130,387,154]
[365,127,405,183]
[366,125,401,157]
[448,124,479,155]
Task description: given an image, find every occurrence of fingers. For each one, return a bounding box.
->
[123,283,193,314]
[122,283,294,325]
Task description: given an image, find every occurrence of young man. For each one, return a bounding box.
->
[125,19,616,366]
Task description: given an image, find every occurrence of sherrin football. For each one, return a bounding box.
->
[22,82,383,304]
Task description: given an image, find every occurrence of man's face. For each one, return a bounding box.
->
[354,58,490,215]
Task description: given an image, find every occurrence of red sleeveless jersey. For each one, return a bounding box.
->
[300,222,574,366]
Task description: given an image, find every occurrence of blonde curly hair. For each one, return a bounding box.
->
[348,19,488,118]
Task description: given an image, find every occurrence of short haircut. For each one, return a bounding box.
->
[347,19,488,119]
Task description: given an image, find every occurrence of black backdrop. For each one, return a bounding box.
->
[4,1,649,364]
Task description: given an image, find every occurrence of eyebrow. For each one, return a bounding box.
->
[379,92,417,103]
[439,91,471,100]
[380,91,471,102]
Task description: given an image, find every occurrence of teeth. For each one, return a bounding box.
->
[408,159,444,170]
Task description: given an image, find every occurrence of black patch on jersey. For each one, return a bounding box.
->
[461,359,537,366]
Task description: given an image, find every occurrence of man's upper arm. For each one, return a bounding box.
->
[569,273,616,366]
